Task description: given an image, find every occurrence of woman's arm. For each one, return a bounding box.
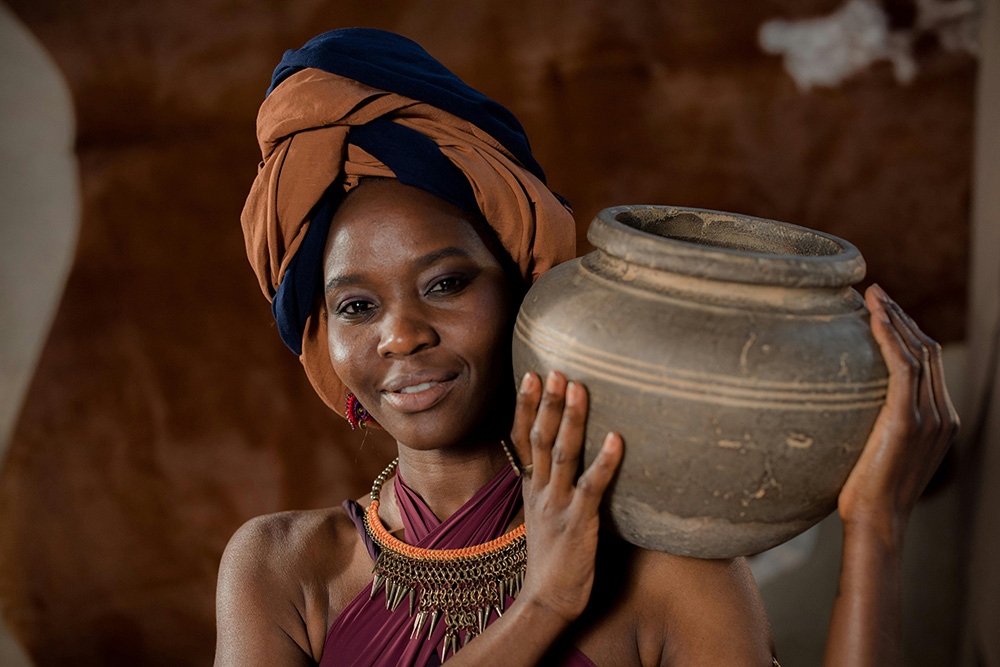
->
[214,514,321,667]
[823,285,959,666]
[441,371,625,665]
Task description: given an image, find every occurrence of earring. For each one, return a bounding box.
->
[345,393,373,430]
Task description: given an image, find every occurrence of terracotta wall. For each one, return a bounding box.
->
[0,1,976,665]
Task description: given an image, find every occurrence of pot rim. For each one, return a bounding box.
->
[589,205,866,288]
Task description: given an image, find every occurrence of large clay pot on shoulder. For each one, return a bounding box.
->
[511,205,887,558]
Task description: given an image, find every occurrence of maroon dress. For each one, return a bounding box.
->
[320,465,597,666]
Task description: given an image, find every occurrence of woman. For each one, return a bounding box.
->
[217,28,957,666]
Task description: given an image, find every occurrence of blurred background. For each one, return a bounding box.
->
[0,0,997,664]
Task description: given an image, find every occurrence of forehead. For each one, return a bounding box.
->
[323,180,495,279]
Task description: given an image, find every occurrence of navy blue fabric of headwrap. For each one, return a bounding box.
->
[266,28,561,355]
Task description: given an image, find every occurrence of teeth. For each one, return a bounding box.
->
[398,381,438,394]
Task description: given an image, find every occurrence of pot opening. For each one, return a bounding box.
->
[615,209,844,258]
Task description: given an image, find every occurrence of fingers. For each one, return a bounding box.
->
[866,287,921,419]
[523,370,569,486]
[549,380,589,489]
[928,348,961,446]
[572,432,623,515]
[512,370,624,507]
[884,296,940,427]
[865,285,959,490]
[510,372,541,473]
[876,289,959,482]
[880,294,960,446]
[869,285,957,436]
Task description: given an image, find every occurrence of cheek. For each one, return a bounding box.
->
[327,332,351,366]
[325,320,369,388]
[470,283,513,359]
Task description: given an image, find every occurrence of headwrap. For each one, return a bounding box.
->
[241,28,576,415]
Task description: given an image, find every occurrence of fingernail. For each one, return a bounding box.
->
[520,372,532,393]
[546,370,559,392]
[566,381,579,402]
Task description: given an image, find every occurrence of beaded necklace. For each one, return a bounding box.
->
[363,458,527,660]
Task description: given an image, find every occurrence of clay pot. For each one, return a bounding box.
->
[512,205,887,558]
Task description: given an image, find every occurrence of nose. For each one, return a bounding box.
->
[376,303,439,357]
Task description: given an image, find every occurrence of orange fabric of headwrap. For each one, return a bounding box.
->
[241,68,576,415]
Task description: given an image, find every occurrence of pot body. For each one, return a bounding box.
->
[512,205,887,558]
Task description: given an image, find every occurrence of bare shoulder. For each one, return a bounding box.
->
[221,507,360,581]
[215,507,370,666]
[629,545,774,666]
[576,538,773,667]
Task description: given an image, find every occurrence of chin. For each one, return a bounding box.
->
[382,415,472,451]
[379,399,507,452]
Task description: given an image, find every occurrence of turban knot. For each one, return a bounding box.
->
[241,28,576,414]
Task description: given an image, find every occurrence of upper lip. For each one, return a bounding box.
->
[381,370,458,393]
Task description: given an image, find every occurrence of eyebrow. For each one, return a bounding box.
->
[324,246,473,294]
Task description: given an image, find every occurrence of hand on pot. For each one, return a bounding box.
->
[508,370,624,626]
[822,286,959,666]
[838,284,959,541]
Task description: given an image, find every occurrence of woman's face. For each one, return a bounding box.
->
[323,180,514,450]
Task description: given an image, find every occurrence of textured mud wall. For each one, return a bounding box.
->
[0,1,976,665]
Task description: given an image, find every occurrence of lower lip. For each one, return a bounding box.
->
[381,379,455,413]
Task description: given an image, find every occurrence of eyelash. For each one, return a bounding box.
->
[337,299,375,316]
[334,275,469,318]
[426,275,467,295]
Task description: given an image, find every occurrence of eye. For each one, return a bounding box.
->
[426,275,467,296]
[337,299,376,316]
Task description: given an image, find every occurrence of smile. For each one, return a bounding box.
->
[381,373,458,413]
[398,381,439,394]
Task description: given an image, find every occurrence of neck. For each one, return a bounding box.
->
[393,433,510,523]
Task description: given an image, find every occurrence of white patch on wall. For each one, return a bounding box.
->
[759,0,980,92]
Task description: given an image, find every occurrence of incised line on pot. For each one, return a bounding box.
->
[514,311,887,411]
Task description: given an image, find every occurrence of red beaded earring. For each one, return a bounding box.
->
[345,393,373,430]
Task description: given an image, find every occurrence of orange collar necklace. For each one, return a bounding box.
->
[363,458,527,661]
